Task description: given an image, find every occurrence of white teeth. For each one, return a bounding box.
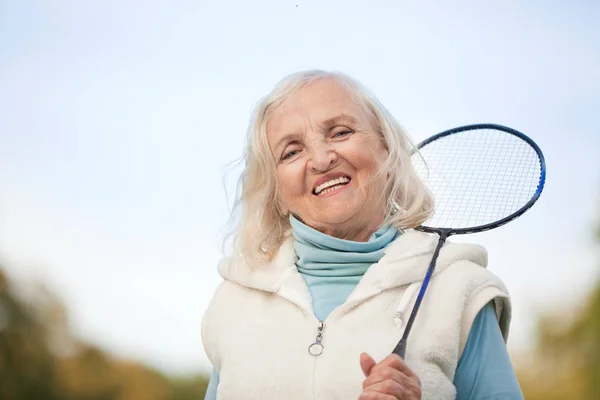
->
[315,176,350,195]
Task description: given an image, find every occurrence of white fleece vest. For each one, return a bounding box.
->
[202,230,511,400]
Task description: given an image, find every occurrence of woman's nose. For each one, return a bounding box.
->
[307,144,338,172]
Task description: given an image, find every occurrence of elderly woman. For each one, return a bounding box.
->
[202,71,523,399]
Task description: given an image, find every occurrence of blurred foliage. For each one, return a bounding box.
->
[0,268,208,400]
[517,214,600,399]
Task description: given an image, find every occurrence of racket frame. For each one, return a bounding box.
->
[416,123,547,235]
[393,123,546,359]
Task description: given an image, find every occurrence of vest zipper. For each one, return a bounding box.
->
[310,320,324,400]
[306,292,380,357]
[277,284,385,400]
[308,320,325,356]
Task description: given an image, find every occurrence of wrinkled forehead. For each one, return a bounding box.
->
[266,79,376,137]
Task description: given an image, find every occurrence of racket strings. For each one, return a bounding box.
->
[413,128,542,230]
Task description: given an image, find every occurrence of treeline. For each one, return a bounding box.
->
[517,279,600,399]
[0,268,209,400]
[517,212,600,399]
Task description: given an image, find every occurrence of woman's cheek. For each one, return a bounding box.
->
[278,163,304,196]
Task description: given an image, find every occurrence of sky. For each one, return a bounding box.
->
[0,1,599,374]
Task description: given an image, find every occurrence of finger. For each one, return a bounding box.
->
[360,352,377,377]
[361,379,404,398]
[364,372,422,400]
[362,366,405,390]
[372,354,419,380]
[358,391,397,400]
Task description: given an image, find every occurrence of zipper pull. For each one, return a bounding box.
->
[308,321,325,356]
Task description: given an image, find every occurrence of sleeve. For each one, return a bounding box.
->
[454,301,524,400]
[204,368,220,400]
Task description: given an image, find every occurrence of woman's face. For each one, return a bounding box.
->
[267,79,389,241]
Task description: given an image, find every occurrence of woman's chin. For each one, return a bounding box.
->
[310,193,363,219]
[312,207,362,227]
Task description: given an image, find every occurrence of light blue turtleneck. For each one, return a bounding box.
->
[290,215,400,321]
[204,216,523,399]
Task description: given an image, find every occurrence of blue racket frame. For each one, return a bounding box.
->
[392,123,546,358]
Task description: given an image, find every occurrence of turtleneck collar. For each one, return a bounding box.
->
[289,214,400,277]
[289,214,400,320]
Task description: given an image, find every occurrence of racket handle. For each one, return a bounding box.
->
[392,338,407,358]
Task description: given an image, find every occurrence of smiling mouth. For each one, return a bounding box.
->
[313,176,351,196]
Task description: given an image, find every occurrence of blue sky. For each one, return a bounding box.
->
[1,1,599,374]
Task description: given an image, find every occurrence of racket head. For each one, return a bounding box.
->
[412,124,546,235]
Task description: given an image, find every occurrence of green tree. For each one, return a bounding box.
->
[0,269,64,399]
[518,212,600,399]
[0,266,209,400]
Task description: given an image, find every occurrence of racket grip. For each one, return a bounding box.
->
[392,338,407,358]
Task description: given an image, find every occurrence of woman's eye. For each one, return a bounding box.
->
[333,129,354,138]
[281,149,299,161]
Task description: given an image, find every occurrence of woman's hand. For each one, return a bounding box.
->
[358,353,421,400]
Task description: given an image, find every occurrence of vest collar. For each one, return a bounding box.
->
[218,230,488,300]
